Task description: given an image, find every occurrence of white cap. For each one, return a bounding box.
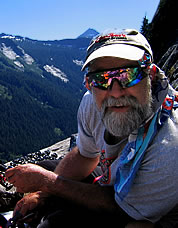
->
[82,29,153,71]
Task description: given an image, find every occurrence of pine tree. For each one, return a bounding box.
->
[140,15,151,41]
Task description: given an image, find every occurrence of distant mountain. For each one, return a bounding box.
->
[78,28,99,39]
[0,30,94,162]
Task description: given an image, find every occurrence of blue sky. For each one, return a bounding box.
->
[0,0,160,40]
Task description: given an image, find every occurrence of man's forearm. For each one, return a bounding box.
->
[42,173,122,214]
[54,146,100,181]
[51,147,123,213]
[38,147,118,213]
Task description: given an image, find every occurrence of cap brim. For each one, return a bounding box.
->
[82,44,145,71]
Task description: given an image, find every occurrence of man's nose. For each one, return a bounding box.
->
[108,79,126,98]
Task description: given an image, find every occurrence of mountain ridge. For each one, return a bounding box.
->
[0,29,98,162]
[0,28,99,42]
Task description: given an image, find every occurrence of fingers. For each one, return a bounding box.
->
[14,192,41,217]
[5,165,25,178]
[5,167,18,184]
[17,212,36,224]
[5,166,27,191]
[6,175,16,185]
[5,167,14,179]
[13,200,37,225]
[14,198,28,217]
[5,164,52,193]
[14,200,23,216]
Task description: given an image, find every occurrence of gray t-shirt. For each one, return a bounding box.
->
[76,91,178,223]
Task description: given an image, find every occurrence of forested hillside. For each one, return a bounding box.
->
[0,30,96,162]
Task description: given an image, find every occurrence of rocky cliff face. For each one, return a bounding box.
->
[149,0,177,90]
[149,0,177,63]
[158,44,177,90]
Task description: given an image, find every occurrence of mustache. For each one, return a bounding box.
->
[101,96,141,112]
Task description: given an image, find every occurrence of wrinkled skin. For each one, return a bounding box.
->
[5,163,57,193]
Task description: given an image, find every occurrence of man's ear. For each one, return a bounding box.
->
[85,77,91,91]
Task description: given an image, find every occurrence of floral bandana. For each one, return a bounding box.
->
[114,67,178,201]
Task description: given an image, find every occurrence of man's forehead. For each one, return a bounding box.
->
[88,57,138,72]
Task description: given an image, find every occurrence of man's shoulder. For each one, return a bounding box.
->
[78,91,104,139]
[161,108,178,139]
[151,109,178,150]
[80,91,93,107]
[144,109,178,171]
[79,91,99,118]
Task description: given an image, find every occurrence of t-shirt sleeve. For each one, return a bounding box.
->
[76,92,101,158]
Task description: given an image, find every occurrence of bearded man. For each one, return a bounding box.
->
[6,29,178,227]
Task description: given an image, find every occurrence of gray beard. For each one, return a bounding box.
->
[100,96,153,137]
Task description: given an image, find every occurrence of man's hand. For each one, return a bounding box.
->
[5,164,57,193]
[14,191,47,217]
